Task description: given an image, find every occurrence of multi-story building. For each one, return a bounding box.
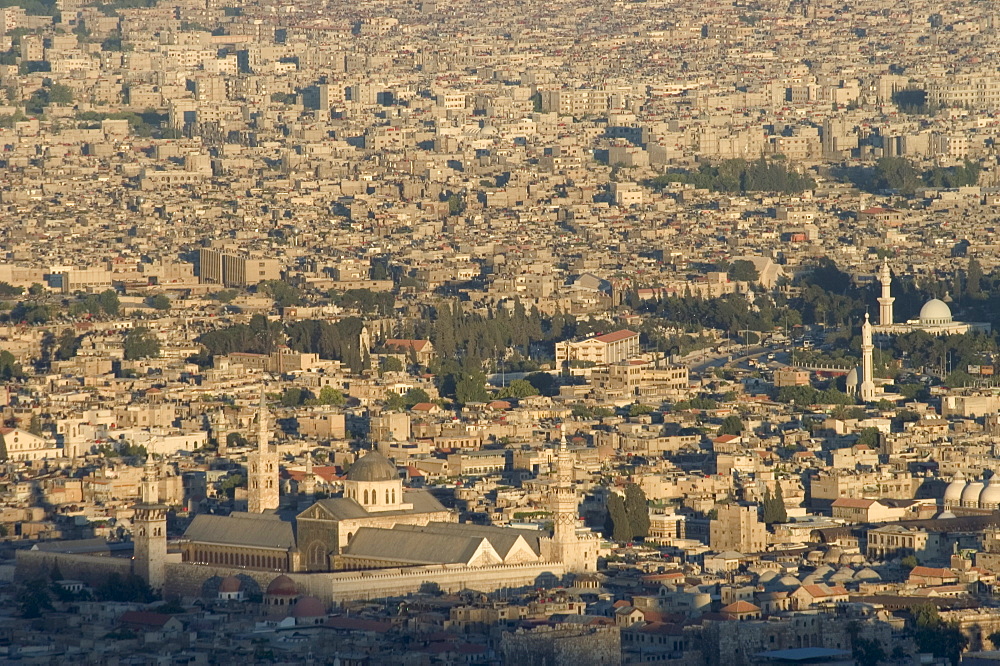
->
[555,330,639,366]
[709,503,766,554]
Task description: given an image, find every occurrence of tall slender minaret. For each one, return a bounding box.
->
[550,425,578,551]
[247,387,279,513]
[301,451,316,501]
[860,313,877,402]
[133,456,167,591]
[878,258,894,327]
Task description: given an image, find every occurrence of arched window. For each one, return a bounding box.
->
[392,489,396,504]
[386,489,390,504]
[363,489,368,504]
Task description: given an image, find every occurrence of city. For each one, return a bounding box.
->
[3,0,1000,663]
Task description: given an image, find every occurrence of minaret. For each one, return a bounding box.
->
[550,424,579,554]
[301,451,316,501]
[133,456,167,592]
[877,258,894,327]
[860,313,876,402]
[248,387,279,513]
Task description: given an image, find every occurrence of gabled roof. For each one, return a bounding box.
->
[343,526,495,566]
[391,521,541,558]
[183,513,296,550]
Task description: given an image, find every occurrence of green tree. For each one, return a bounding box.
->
[719,415,744,436]
[728,260,760,282]
[901,554,920,571]
[123,327,160,360]
[912,602,968,665]
[605,492,632,542]
[624,483,650,538]
[55,328,80,360]
[455,371,488,405]
[226,432,248,448]
[219,473,246,499]
[380,356,404,373]
[98,289,120,315]
[967,257,983,298]
[0,431,7,461]
[28,414,41,436]
[497,378,538,399]
[762,483,787,525]
[316,386,346,406]
[147,294,171,310]
[852,637,887,666]
[857,427,880,448]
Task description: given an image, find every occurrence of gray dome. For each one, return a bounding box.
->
[347,450,399,482]
[854,568,881,581]
[962,479,985,507]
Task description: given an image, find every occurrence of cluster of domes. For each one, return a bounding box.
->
[943,471,1000,509]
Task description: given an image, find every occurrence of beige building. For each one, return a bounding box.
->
[709,504,766,554]
[198,247,282,287]
[556,329,639,366]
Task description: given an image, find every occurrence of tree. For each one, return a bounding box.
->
[98,289,120,315]
[967,258,983,298]
[55,328,80,361]
[48,83,73,106]
[219,473,246,499]
[857,427,880,448]
[455,371,488,405]
[525,372,556,396]
[316,386,346,406]
[380,356,404,373]
[0,431,7,461]
[624,483,650,538]
[123,327,160,360]
[912,602,968,665]
[901,554,920,571]
[28,414,41,436]
[226,432,248,448]
[728,260,760,282]
[605,492,632,542]
[497,378,538,399]
[763,483,787,525]
[719,415,744,436]
[852,637,887,666]
[147,294,171,310]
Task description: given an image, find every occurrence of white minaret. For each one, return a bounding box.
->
[860,313,876,402]
[133,456,167,591]
[878,258,894,327]
[248,386,279,513]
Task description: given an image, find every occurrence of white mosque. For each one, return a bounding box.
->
[873,258,990,336]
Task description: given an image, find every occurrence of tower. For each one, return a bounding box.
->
[860,313,876,402]
[133,456,167,592]
[211,409,230,456]
[301,451,316,501]
[878,258,894,327]
[544,424,598,572]
[248,387,279,513]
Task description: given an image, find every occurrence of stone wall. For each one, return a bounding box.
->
[15,550,132,585]
[501,625,622,666]
[164,560,567,604]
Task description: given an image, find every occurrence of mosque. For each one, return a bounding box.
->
[872,258,990,336]
[846,259,990,400]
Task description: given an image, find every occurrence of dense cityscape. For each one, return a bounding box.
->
[6,0,1000,663]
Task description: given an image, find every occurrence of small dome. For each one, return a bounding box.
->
[776,575,801,590]
[758,569,779,584]
[266,574,297,596]
[846,367,859,387]
[219,576,243,593]
[936,510,957,519]
[855,568,881,581]
[347,449,399,482]
[962,479,985,507]
[944,472,967,504]
[919,299,953,325]
[980,477,1000,508]
[291,595,326,618]
[813,564,835,578]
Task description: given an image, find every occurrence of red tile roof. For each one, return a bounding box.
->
[594,329,639,343]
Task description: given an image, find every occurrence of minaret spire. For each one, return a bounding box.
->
[248,383,279,513]
[878,258,895,327]
[860,312,876,402]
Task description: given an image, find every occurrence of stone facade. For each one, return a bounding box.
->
[501,625,622,666]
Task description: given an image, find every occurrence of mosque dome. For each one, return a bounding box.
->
[936,510,957,520]
[290,596,327,618]
[265,575,298,597]
[854,568,881,582]
[944,471,967,506]
[962,479,985,507]
[219,576,243,594]
[347,449,399,482]
[980,477,1000,509]
[846,367,859,390]
[919,299,953,326]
